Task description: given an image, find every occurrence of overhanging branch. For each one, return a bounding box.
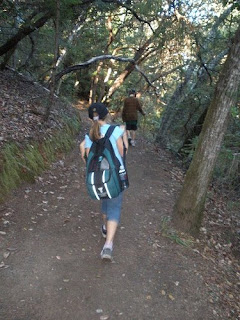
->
[55,54,158,93]
[101,0,155,34]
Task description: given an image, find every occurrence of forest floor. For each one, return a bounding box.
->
[0,69,239,320]
[0,106,239,320]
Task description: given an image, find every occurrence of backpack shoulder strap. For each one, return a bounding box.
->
[104,125,116,140]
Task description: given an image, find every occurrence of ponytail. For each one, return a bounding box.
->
[89,120,101,141]
[89,112,111,141]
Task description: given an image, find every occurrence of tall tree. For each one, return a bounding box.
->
[155,4,236,152]
[45,0,60,120]
[172,24,240,235]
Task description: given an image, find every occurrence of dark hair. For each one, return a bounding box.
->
[88,103,109,141]
[129,89,136,96]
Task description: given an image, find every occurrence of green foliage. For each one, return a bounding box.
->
[222,0,240,10]
[214,144,240,188]
[24,144,45,173]
[231,105,240,118]
[0,117,81,202]
[59,77,78,101]
[215,148,232,176]
[179,114,240,188]
[139,98,163,141]
[0,144,22,194]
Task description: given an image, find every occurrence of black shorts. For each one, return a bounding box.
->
[126,120,138,131]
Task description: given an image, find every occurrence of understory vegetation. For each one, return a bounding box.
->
[138,100,240,195]
[0,118,80,202]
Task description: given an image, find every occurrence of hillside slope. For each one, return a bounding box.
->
[0,69,79,149]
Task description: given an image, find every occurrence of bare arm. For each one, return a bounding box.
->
[120,125,129,153]
[117,136,124,157]
[79,140,86,163]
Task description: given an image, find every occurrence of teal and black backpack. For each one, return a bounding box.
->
[85,126,122,200]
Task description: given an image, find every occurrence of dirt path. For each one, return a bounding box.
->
[0,111,220,320]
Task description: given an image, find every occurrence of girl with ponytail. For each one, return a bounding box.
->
[83,103,128,261]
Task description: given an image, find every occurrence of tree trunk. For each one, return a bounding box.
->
[90,15,114,104]
[173,24,240,236]
[45,2,60,121]
[0,46,16,70]
[89,61,103,104]
[56,13,86,68]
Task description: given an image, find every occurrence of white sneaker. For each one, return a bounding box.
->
[101,248,113,261]
[131,140,136,147]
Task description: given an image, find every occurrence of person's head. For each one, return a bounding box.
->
[88,103,109,141]
[88,102,109,121]
[129,89,136,97]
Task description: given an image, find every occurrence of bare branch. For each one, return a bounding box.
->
[135,64,160,97]
[55,55,134,81]
[134,65,156,88]
[55,54,158,92]
[101,0,155,33]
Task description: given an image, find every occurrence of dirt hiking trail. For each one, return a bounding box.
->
[0,110,228,320]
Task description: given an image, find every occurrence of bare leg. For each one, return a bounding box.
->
[101,194,122,260]
[105,220,118,245]
[127,130,132,146]
[131,130,136,141]
[131,130,136,146]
